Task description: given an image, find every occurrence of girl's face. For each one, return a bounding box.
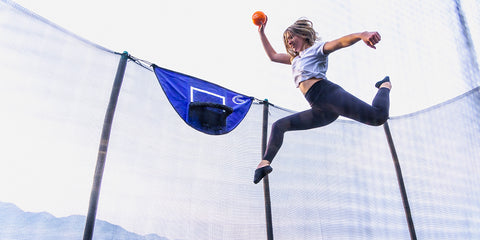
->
[285,32,307,53]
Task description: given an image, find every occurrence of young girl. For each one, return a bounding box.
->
[254,18,392,184]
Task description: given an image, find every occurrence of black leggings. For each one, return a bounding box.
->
[263,79,390,162]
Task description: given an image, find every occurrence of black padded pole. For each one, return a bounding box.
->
[261,100,274,240]
[383,121,417,240]
[83,51,129,240]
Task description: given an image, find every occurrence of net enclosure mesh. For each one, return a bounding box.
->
[1,0,480,239]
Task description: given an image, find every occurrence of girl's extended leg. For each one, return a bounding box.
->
[262,109,338,162]
[254,108,338,183]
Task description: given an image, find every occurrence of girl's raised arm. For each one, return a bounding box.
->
[323,31,381,55]
[258,19,291,65]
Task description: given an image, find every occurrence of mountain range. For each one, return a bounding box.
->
[0,201,169,240]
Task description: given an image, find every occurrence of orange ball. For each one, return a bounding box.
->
[252,11,266,26]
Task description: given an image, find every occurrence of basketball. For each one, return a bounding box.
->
[252,11,266,26]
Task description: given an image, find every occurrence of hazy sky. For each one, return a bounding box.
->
[13,0,311,110]
[12,0,480,116]
[11,0,480,116]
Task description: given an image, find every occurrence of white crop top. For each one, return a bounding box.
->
[291,41,329,87]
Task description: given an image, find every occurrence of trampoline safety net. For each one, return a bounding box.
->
[1,0,480,239]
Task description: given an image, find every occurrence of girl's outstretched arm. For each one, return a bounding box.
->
[323,31,381,55]
[258,18,291,65]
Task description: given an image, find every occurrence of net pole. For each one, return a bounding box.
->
[383,121,417,240]
[454,0,480,85]
[261,100,274,240]
[83,51,129,240]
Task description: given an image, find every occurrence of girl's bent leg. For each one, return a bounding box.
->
[371,87,390,124]
[327,87,390,126]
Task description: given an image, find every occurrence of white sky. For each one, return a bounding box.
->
[11,0,480,115]
[13,0,312,110]
[10,0,480,116]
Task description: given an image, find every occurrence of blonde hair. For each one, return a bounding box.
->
[283,19,319,59]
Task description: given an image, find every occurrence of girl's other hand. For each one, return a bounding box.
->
[362,31,381,49]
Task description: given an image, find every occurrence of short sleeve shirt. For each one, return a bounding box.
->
[291,41,329,87]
